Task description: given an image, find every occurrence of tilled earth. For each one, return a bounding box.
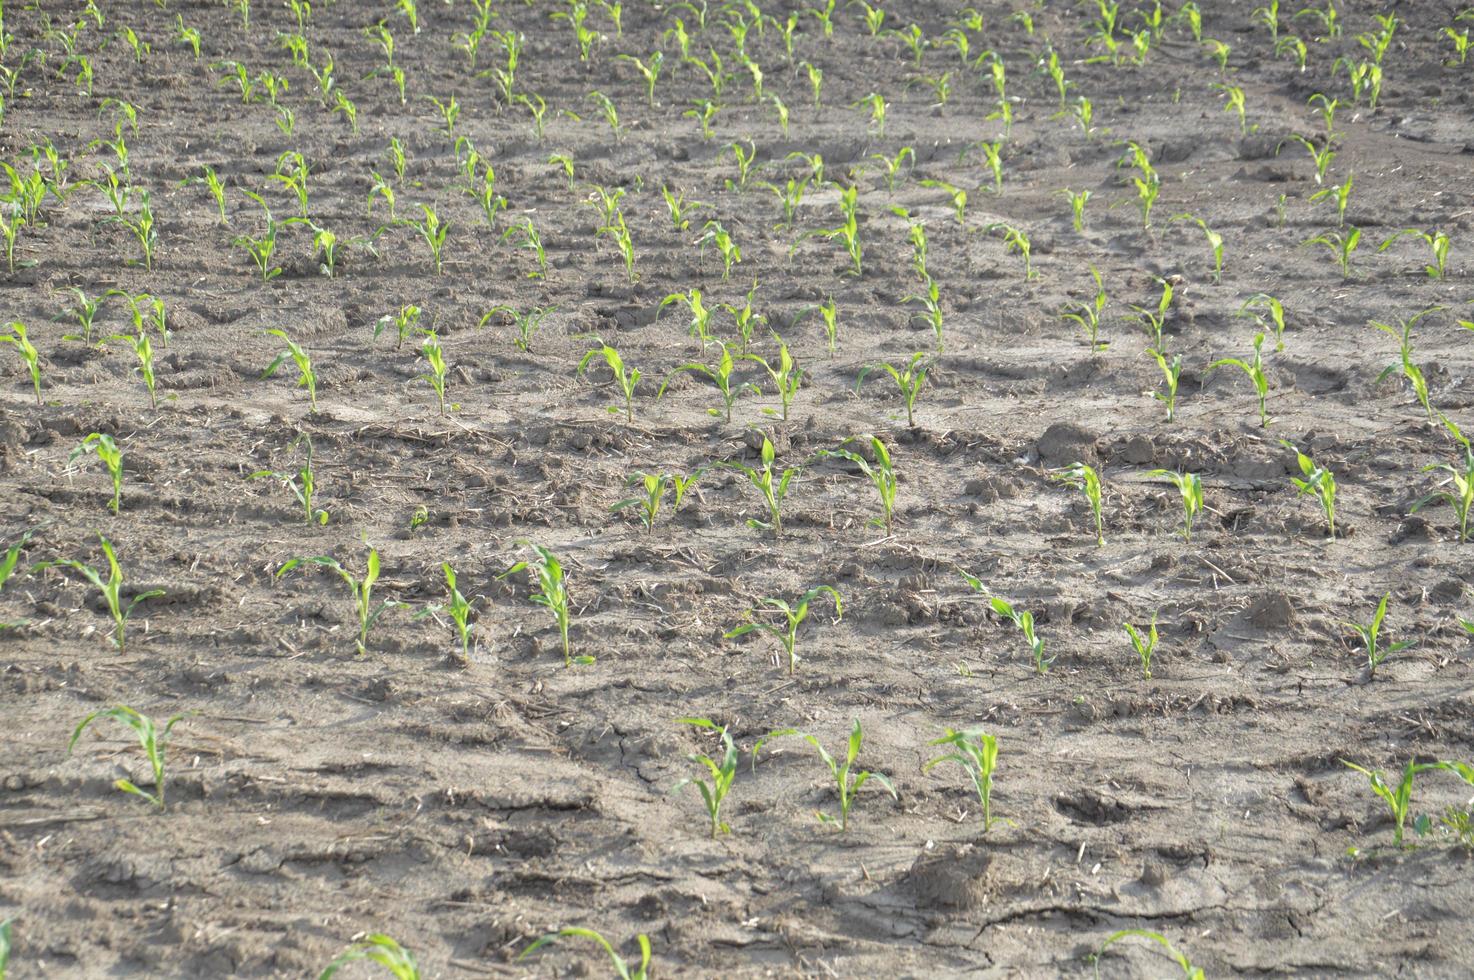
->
[3,0,1474,976]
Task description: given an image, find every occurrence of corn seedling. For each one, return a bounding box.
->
[587,90,623,142]
[1239,293,1287,351]
[108,290,170,348]
[1209,332,1271,427]
[1050,463,1105,546]
[234,191,283,281]
[612,471,670,533]
[318,935,420,980]
[799,184,863,276]
[1118,141,1161,231]
[1214,82,1250,134]
[418,332,449,416]
[919,179,967,226]
[1124,614,1160,679]
[69,706,186,811]
[262,329,319,413]
[277,550,404,657]
[968,576,1052,673]
[1147,469,1204,542]
[190,165,228,223]
[0,529,34,611]
[418,563,478,663]
[249,434,327,525]
[853,92,887,138]
[720,435,802,536]
[481,305,554,353]
[1171,213,1224,283]
[36,534,162,654]
[661,184,708,232]
[659,289,717,347]
[1060,265,1108,353]
[1281,134,1335,185]
[1059,187,1091,232]
[520,929,650,980]
[726,585,840,674]
[1379,228,1451,280]
[821,436,898,533]
[1371,307,1442,419]
[1447,26,1472,65]
[699,221,741,280]
[869,148,913,197]
[1310,173,1353,227]
[398,203,449,275]
[502,217,548,277]
[0,321,40,405]
[109,330,158,409]
[71,433,124,514]
[1345,593,1414,678]
[904,275,946,352]
[1147,348,1182,422]
[578,344,641,422]
[375,305,422,350]
[660,343,755,422]
[924,728,1000,831]
[1092,930,1204,980]
[988,223,1036,281]
[673,718,738,837]
[753,720,895,831]
[744,340,802,421]
[1342,758,1436,847]
[858,353,929,428]
[500,542,585,666]
[1411,417,1474,542]
[1281,440,1336,538]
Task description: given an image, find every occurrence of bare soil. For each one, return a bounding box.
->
[4,0,1474,977]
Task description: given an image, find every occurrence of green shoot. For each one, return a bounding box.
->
[71,433,124,514]
[520,928,650,980]
[1092,930,1204,980]
[417,562,478,663]
[1124,614,1160,679]
[69,706,186,810]
[480,305,555,354]
[578,344,641,422]
[1344,593,1413,678]
[1239,293,1288,351]
[499,542,585,666]
[249,433,327,525]
[262,329,319,413]
[717,435,802,536]
[1170,213,1224,283]
[753,720,895,831]
[987,223,1035,281]
[0,321,41,405]
[904,274,946,352]
[1309,173,1353,227]
[973,581,1051,673]
[743,339,802,421]
[501,217,547,278]
[673,718,738,837]
[1305,226,1361,280]
[376,304,422,350]
[318,935,420,980]
[1341,759,1436,847]
[820,436,898,533]
[1371,307,1442,419]
[1060,265,1108,354]
[1050,462,1105,546]
[35,534,163,654]
[402,203,450,275]
[659,343,756,423]
[699,220,741,280]
[1147,348,1181,422]
[276,550,405,657]
[612,471,669,533]
[725,585,841,674]
[1208,332,1271,427]
[1059,187,1091,232]
[857,353,929,428]
[57,286,106,346]
[1379,227,1452,280]
[1411,416,1474,542]
[925,728,1000,831]
[1147,470,1205,542]
[1281,440,1336,538]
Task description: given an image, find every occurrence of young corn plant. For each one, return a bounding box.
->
[988,223,1036,281]
[0,321,41,405]
[1411,418,1474,542]
[1093,930,1204,980]
[718,436,802,536]
[1147,470,1205,542]
[502,217,548,278]
[1128,277,1174,349]
[1147,348,1182,422]
[577,345,641,422]
[699,221,741,280]
[752,720,895,831]
[1170,213,1225,283]
[318,935,420,980]
[981,588,1050,672]
[1060,265,1108,353]
[1379,228,1452,280]
[400,203,450,275]
[1239,293,1288,351]
[726,585,841,674]
[1124,614,1160,679]
[1050,463,1105,546]
[249,434,328,525]
[417,332,450,416]
[659,343,756,423]
[925,728,1000,831]
[520,929,650,980]
[375,305,421,350]
[234,191,283,281]
[499,542,585,666]
[1119,141,1161,231]
[71,433,125,514]
[659,289,717,347]
[1345,593,1413,678]
[904,275,946,352]
[1305,226,1360,280]
[857,353,929,428]
[920,179,968,226]
[57,286,106,346]
[821,436,898,533]
[69,706,186,811]
[36,535,163,654]
[262,329,319,413]
[612,471,671,533]
[1282,440,1336,538]
[1209,333,1271,427]
[1310,173,1353,227]
[418,563,478,663]
[673,718,738,837]
[276,550,404,657]
[1341,758,1436,847]
[480,305,555,354]
[1371,307,1442,419]
[743,340,802,421]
